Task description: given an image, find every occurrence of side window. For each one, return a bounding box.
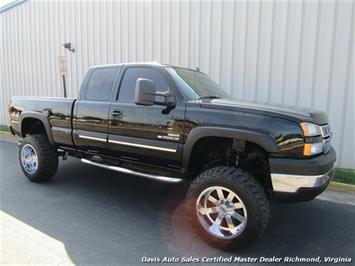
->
[118,67,169,102]
[85,67,117,101]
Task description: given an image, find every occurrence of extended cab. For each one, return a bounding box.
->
[8,62,336,248]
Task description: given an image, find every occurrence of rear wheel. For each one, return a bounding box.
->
[19,134,58,182]
[186,166,269,249]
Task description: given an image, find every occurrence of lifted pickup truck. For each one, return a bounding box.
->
[8,62,336,248]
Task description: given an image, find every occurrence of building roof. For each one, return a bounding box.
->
[0,0,27,14]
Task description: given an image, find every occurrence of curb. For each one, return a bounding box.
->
[327,181,355,195]
[0,131,19,143]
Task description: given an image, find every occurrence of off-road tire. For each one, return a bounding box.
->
[186,166,269,249]
[19,134,58,182]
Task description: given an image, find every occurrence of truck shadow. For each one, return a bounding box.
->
[2,154,354,264]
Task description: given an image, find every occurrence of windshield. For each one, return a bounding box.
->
[166,67,233,100]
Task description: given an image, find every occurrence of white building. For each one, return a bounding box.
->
[1,0,354,168]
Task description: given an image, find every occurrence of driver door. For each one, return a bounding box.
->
[107,66,185,167]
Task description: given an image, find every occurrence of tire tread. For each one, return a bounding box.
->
[19,134,58,182]
[186,166,269,248]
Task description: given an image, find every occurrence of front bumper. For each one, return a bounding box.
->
[270,147,336,202]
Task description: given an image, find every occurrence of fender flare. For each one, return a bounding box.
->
[183,127,278,170]
[19,112,55,145]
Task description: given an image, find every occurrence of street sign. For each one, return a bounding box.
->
[58,56,68,76]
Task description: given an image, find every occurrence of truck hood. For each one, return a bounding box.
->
[198,99,328,125]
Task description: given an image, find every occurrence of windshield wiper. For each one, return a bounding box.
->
[197,95,221,100]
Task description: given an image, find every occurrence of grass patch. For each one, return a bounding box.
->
[334,168,355,185]
[0,125,9,132]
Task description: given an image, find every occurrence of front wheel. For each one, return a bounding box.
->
[19,134,58,182]
[186,166,269,249]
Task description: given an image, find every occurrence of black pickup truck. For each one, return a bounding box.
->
[8,62,336,248]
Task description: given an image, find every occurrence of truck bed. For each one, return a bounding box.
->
[9,96,76,146]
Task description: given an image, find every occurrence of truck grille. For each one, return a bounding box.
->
[321,124,332,153]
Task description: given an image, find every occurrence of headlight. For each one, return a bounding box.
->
[300,122,322,137]
[300,122,323,156]
[304,143,323,156]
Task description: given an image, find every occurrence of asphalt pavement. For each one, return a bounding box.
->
[0,139,354,265]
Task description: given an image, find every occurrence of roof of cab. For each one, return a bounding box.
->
[88,62,199,72]
[89,62,162,70]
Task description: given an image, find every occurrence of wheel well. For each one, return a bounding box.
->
[188,137,272,190]
[238,141,272,190]
[21,118,46,137]
[188,137,232,178]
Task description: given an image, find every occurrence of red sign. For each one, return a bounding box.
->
[58,56,68,76]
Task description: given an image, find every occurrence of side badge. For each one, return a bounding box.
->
[157,133,180,141]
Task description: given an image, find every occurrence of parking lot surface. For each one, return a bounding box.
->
[1,140,354,264]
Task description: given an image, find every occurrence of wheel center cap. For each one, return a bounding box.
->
[225,201,233,208]
[220,201,234,213]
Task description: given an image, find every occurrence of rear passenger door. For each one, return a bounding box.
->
[107,66,186,167]
[73,66,121,151]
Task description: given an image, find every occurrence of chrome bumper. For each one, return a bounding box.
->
[271,167,335,193]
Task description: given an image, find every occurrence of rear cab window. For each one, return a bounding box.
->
[84,67,118,101]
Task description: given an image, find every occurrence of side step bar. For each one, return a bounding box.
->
[81,159,183,184]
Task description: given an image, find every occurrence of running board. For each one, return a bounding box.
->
[81,159,183,183]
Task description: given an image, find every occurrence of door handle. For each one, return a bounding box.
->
[111,110,123,119]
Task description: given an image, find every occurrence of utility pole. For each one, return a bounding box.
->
[62,75,67,97]
[59,42,74,98]
[58,55,68,97]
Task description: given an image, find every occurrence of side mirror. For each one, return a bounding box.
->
[161,92,175,107]
[134,78,176,107]
[134,78,156,106]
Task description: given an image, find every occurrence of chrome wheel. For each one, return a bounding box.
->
[21,144,38,174]
[196,186,247,239]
